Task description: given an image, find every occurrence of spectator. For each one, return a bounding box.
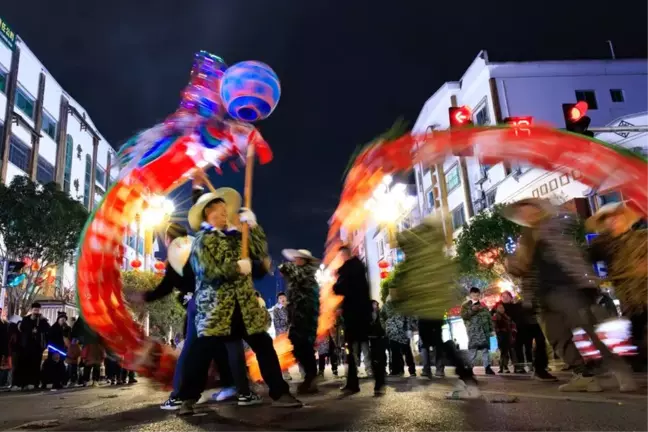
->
[66,338,82,386]
[492,301,516,373]
[460,288,495,375]
[41,351,66,390]
[14,303,50,390]
[81,341,105,387]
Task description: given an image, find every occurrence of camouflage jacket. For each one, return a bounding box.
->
[460,301,493,349]
[380,300,411,345]
[191,223,269,338]
[280,262,320,344]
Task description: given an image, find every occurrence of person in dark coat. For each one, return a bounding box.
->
[14,302,50,390]
[333,246,384,396]
[47,312,71,353]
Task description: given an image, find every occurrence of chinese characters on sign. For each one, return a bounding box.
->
[0,16,16,51]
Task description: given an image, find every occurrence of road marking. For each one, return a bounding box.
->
[481,389,646,405]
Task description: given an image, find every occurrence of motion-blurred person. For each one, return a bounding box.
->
[587,202,647,372]
[504,198,637,392]
[334,246,384,396]
[492,301,516,373]
[381,296,416,377]
[40,350,66,390]
[272,292,291,380]
[279,249,321,394]
[66,338,82,386]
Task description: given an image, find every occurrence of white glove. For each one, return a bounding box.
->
[237,259,252,275]
[239,208,257,227]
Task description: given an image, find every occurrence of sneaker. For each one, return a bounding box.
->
[421,370,432,378]
[282,372,292,381]
[91,381,99,388]
[271,393,303,408]
[10,386,20,392]
[409,372,417,377]
[485,367,496,375]
[558,374,603,392]
[178,400,197,416]
[160,398,182,411]
[514,367,527,374]
[445,380,482,400]
[533,371,558,382]
[128,379,138,384]
[213,386,237,402]
[238,392,263,406]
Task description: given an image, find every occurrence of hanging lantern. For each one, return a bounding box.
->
[380,270,390,280]
[154,261,166,272]
[130,259,142,269]
[378,260,389,269]
[31,262,41,272]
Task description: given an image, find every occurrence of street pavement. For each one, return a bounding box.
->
[0,368,646,431]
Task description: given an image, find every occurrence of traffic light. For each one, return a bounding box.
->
[562,102,593,137]
[6,261,26,287]
[504,116,533,137]
[448,106,473,128]
[449,106,474,156]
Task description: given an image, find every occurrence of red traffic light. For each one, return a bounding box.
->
[449,106,472,128]
[568,101,588,122]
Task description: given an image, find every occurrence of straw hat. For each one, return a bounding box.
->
[501,198,558,227]
[282,249,321,263]
[188,188,242,231]
[585,202,641,233]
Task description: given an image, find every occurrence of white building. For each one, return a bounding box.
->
[412,50,648,234]
[0,18,155,305]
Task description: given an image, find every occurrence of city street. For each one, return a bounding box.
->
[0,368,645,431]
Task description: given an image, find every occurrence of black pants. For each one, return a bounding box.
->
[318,352,338,375]
[82,364,101,383]
[515,323,548,371]
[497,333,513,370]
[290,336,317,384]
[67,364,79,385]
[389,340,416,375]
[345,335,385,391]
[179,332,286,401]
[15,348,42,388]
[104,358,120,381]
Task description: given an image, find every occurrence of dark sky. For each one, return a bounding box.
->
[3,1,647,259]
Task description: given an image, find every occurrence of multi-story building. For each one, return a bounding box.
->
[0,17,155,307]
[412,50,648,235]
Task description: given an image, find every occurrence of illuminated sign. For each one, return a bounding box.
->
[0,15,16,51]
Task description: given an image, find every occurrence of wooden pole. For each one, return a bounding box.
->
[241,145,256,259]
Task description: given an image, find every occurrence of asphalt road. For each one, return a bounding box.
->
[0,368,646,431]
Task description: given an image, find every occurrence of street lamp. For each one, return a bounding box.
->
[365,180,417,239]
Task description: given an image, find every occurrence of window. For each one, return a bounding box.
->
[96,166,106,186]
[0,69,6,93]
[610,89,624,103]
[41,112,57,139]
[473,103,490,126]
[64,135,73,193]
[15,88,36,119]
[84,154,92,208]
[8,135,31,172]
[36,157,54,184]
[485,190,497,208]
[451,205,466,231]
[575,90,598,110]
[426,189,435,209]
[445,165,461,193]
[417,169,423,189]
[599,191,622,207]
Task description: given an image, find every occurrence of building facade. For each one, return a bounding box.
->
[0,18,154,307]
[412,51,648,235]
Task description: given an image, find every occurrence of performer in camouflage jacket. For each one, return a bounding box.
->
[176,188,301,414]
[279,249,321,393]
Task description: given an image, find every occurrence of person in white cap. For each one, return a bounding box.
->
[586,201,647,371]
[176,188,301,415]
[503,198,637,393]
[278,249,321,394]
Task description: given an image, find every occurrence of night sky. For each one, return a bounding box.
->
[3,1,647,260]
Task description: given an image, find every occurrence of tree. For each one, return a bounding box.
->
[0,176,88,314]
[454,204,521,282]
[121,270,185,339]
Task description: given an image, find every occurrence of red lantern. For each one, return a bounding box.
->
[31,262,41,272]
[130,259,142,269]
[380,271,390,280]
[154,261,166,272]
[378,260,389,269]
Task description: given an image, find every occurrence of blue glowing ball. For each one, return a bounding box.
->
[220,61,281,123]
